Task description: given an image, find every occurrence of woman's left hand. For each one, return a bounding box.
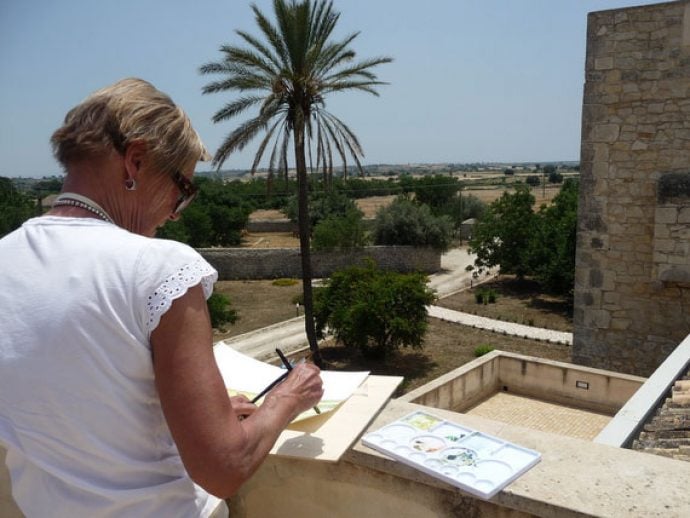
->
[230,394,257,420]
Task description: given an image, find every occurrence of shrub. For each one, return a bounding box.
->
[474,288,497,304]
[207,292,238,329]
[474,344,494,357]
[373,197,453,252]
[312,209,369,250]
[314,260,436,358]
[525,175,541,187]
[284,190,358,230]
[272,278,299,287]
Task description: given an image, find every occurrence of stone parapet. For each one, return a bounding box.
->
[198,246,441,280]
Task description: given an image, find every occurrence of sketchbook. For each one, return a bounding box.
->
[213,344,369,421]
[362,410,541,499]
[213,344,403,461]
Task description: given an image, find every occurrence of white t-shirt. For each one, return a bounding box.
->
[0,216,222,517]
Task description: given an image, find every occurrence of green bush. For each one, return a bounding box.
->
[314,260,436,358]
[372,197,453,252]
[526,175,541,187]
[474,344,494,357]
[312,209,369,250]
[284,190,359,230]
[474,288,497,304]
[0,177,36,238]
[207,292,238,329]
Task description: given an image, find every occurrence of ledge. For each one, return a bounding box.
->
[347,399,690,517]
[595,333,690,448]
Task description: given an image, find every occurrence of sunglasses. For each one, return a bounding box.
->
[171,170,198,214]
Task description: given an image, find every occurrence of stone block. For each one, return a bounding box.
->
[590,310,612,329]
[655,207,679,224]
[679,203,690,221]
[591,123,621,142]
[595,56,615,70]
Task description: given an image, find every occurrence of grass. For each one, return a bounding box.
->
[438,275,573,332]
[211,275,573,396]
[212,280,303,340]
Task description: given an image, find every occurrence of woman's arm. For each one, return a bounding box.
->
[151,285,323,498]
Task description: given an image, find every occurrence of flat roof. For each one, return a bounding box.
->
[466,392,612,440]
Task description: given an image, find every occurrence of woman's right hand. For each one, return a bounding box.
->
[267,363,323,418]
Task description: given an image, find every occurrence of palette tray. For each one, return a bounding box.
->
[362,411,540,499]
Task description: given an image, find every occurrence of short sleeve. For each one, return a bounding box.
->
[134,239,218,335]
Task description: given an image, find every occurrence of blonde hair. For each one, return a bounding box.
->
[51,78,210,174]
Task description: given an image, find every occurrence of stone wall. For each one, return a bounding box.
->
[198,246,441,280]
[574,0,690,376]
[246,219,296,233]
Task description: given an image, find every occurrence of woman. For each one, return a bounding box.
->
[0,78,323,517]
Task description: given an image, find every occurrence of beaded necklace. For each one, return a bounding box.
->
[52,193,114,224]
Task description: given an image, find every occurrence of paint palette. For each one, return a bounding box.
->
[362,411,541,500]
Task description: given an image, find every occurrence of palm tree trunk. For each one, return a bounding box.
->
[293,110,323,368]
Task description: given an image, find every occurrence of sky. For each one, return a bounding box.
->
[0,0,663,178]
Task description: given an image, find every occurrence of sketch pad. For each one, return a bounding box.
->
[362,411,541,499]
[214,344,403,461]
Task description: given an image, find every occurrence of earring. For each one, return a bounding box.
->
[125,178,137,191]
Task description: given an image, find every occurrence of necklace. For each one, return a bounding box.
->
[52,193,115,224]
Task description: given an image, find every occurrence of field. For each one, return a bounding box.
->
[212,275,573,395]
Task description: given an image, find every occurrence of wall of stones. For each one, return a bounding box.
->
[246,219,297,233]
[198,246,441,280]
[574,0,690,376]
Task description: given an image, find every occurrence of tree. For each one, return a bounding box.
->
[200,0,391,365]
[312,209,368,250]
[373,197,453,252]
[411,174,459,212]
[548,170,564,184]
[527,179,578,296]
[525,175,540,187]
[468,185,536,278]
[0,177,36,238]
[157,178,250,247]
[313,260,436,358]
[284,189,358,231]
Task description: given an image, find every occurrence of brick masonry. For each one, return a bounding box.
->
[198,246,441,280]
[574,0,690,376]
[632,366,690,461]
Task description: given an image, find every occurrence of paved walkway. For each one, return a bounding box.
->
[217,246,573,358]
[428,305,573,345]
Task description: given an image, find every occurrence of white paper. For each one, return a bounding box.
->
[213,344,369,420]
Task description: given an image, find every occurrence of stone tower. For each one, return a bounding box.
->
[574,0,690,376]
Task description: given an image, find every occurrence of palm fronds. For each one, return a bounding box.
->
[200,0,391,177]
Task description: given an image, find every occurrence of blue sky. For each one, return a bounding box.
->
[1,0,661,178]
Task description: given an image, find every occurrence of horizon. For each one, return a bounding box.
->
[1,0,660,178]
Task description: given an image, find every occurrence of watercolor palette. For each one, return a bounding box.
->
[362,411,540,500]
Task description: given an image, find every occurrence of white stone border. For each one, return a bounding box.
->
[594,333,690,447]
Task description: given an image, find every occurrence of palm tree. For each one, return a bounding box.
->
[200,0,391,366]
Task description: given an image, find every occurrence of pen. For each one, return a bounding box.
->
[276,348,321,414]
[250,370,290,404]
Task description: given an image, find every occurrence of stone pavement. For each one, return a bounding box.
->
[428,305,573,346]
[220,316,307,362]
[465,392,611,440]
